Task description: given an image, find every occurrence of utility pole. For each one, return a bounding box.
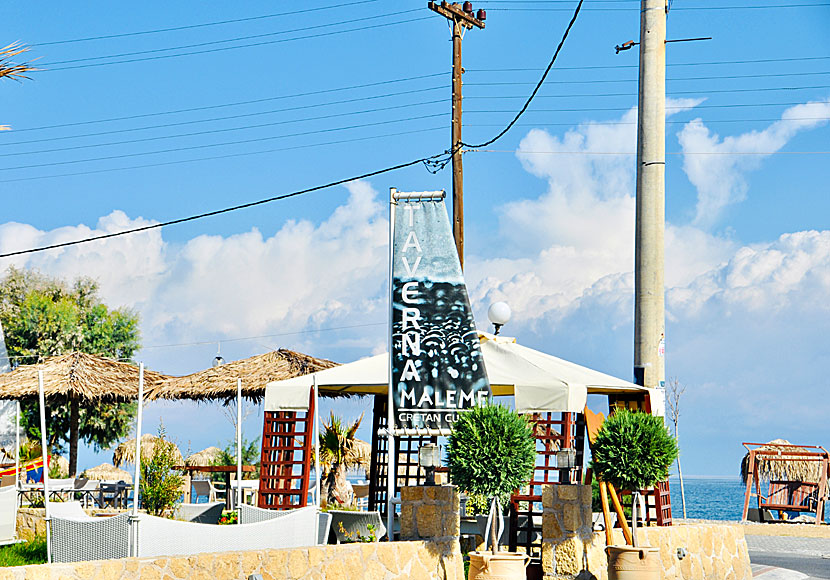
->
[633,0,667,390]
[428,1,485,271]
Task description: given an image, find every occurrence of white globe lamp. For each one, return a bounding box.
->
[487,301,511,335]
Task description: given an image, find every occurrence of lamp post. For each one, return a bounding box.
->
[487,302,511,335]
[418,443,441,486]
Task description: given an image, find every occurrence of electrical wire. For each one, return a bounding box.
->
[46,16,431,72]
[32,1,382,46]
[467,55,830,72]
[42,10,422,67]
[466,116,830,127]
[0,113,448,171]
[466,70,830,84]
[0,149,449,259]
[0,126,447,184]
[464,84,830,99]
[482,3,830,10]
[459,0,585,150]
[5,73,447,134]
[0,99,448,157]
[465,101,830,113]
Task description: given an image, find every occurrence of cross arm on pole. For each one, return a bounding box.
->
[428,1,485,29]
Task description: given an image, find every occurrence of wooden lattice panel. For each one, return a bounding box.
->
[508,412,586,566]
[257,389,314,510]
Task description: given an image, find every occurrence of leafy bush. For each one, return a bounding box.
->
[139,426,184,516]
[211,436,261,482]
[218,511,238,525]
[591,409,678,492]
[447,404,536,506]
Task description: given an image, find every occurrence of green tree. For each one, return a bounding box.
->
[0,266,141,476]
[211,436,261,480]
[318,412,363,507]
[139,426,184,516]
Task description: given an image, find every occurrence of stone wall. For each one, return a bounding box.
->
[539,484,752,580]
[0,540,464,580]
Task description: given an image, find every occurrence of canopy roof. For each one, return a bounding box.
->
[82,463,133,484]
[265,333,650,413]
[0,352,168,401]
[146,349,338,402]
[185,446,223,467]
[740,440,829,484]
[112,434,184,468]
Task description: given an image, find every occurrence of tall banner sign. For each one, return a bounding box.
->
[390,192,491,432]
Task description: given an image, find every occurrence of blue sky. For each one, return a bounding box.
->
[2,1,829,478]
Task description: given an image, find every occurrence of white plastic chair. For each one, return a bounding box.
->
[0,486,21,546]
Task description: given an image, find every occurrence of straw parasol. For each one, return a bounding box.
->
[82,463,133,484]
[146,349,338,402]
[740,439,824,484]
[0,352,170,476]
[112,434,183,468]
[185,446,223,467]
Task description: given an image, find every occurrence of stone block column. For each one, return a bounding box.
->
[400,484,460,542]
[541,484,594,580]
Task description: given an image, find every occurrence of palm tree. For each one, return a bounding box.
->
[1,42,38,131]
[318,412,363,507]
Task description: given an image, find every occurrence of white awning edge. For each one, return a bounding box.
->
[514,383,587,414]
[264,383,313,411]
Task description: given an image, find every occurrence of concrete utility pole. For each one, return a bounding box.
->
[428,1,485,271]
[634,0,667,390]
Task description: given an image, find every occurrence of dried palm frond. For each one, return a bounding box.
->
[146,349,338,402]
[82,463,133,484]
[185,446,223,467]
[112,434,183,467]
[740,439,824,484]
[0,42,38,82]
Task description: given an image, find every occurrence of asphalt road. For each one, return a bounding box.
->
[747,534,830,580]
[751,553,830,579]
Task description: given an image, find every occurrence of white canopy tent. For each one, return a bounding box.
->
[265,333,655,414]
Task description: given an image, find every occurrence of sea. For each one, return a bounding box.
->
[668,476,830,523]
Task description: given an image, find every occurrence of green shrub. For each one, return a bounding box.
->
[139,426,184,516]
[591,409,678,492]
[447,404,536,507]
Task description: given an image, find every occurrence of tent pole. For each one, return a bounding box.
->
[14,401,19,492]
[131,363,145,556]
[313,376,320,508]
[386,187,396,539]
[236,377,242,515]
[37,370,50,564]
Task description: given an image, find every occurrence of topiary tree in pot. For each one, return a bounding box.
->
[447,403,536,580]
[591,408,678,580]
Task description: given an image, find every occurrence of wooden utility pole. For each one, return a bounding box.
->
[633,0,667,390]
[428,1,485,270]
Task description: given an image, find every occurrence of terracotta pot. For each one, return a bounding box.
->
[606,545,661,580]
[468,551,530,580]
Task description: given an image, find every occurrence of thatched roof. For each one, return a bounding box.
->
[740,439,825,484]
[0,352,169,401]
[185,446,223,467]
[112,434,183,467]
[53,455,69,478]
[146,349,338,402]
[82,463,133,484]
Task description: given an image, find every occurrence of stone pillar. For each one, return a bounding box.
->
[400,484,460,542]
[541,484,595,580]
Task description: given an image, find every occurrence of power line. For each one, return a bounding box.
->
[466,70,830,84]
[0,126,446,184]
[0,113,447,171]
[465,84,830,99]
[46,16,431,72]
[33,0,381,46]
[467,116,830,127]
[0,149,449,259]
[482,2,830,10]
[460,0,586,150]
[468,149,830,155]
[466,55,830,72]
[465,101,830,113]
[5,73,446,134]
[0,99,448,157]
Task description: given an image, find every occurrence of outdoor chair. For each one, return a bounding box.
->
[172,501,224,524]
[96,480,130,509]
[135,505,319,557]
[47,501,130,563]
[328,510,386,543]
[0,486,21,546]
[191,479,217,504]
[239,504,331,545]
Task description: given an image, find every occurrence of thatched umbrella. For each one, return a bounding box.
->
[740,439,824,484]
[112,434,183,468]
[185,446,223,467]
[0,352,169,476]
[145,349,337,402]
[82,463,133,484]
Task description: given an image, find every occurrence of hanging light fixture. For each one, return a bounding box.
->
[212,342,225,367]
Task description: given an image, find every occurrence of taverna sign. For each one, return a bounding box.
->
[389,188,491,434]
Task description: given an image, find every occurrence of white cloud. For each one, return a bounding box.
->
[679,98,830,227]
